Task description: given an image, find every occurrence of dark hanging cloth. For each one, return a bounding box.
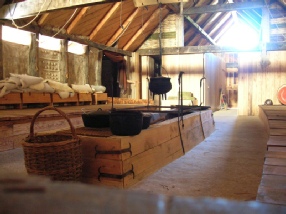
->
[103,51,127,91]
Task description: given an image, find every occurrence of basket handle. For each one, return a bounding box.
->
[28,106,78,140]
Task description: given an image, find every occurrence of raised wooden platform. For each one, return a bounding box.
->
[69,110,215,188]
[257,105,286,206]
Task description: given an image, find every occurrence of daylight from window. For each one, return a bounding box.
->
[2,26,31,45]
[2,26,87,54]
[217,20,260,50]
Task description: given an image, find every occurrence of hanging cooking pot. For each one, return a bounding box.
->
[81,108,110,128]
[149,76,172,95]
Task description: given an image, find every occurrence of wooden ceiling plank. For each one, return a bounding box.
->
[0,0,121,19]
[123,6,168,51]
[67,7,89,34]
[37,13,49,26]
[185,16,216,45]
[183,0,266,15]
[106,7,140,46]
[89,2,121,41]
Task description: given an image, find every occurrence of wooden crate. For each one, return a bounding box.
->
[78,110,214,188]
[52,93,78,105]
[78,93,92,105]
[0,93,22,109]
[92,93,107,105]
[22,92,51,105]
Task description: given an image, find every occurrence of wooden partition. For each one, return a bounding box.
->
[237,51,286,116]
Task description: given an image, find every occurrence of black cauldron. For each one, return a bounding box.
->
[149,76,172,95]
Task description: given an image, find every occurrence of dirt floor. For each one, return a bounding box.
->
[0,109,268,201]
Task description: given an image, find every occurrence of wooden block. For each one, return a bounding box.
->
[268,146,286,152]
[259,174,286,189]
[124,150,183,188]
[52,93,78,105]
[265,157,286,166]
[263,165,286,176]
[257,186,286,205]
[22,92,51,104]
[269,129,286,136]
[267,137,286,148]
[0,93,22,108]
[78,93,92,105]
[265,151,286,159]
[268,120,286,129]
[93,93,107,104]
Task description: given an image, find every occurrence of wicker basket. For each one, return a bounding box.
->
[22,106,82,181]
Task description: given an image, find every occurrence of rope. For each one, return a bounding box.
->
[9,0,51,29]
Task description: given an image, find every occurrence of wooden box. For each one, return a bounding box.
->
[93,93,107,105]
[78,110,214,188]
[52,93,78,105]
[78,93,92,105]
[22,92,51,104]
[0,93,22,109]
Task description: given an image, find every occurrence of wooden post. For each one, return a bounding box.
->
[28,33,39,77]
[60,39,68,83]
[0,25,3,79]
[88,47,102,86]
[176,1,184,47]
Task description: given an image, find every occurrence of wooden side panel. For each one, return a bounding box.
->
[51,93,78,104]
[0,93,22,106]
[238,51,286,116]
[22,92,51,104]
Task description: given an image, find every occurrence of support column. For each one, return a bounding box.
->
[60,39,68,83]
[88,47,102,86]
[0,25,3,79]
[28,33,38,77]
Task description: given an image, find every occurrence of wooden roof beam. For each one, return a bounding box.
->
[89,2,121,41]
[183,0,266,15]
[137,42,286,55]
[123,5,168,51]
[106,7,140,47]
[37,13,50,26]
[0,0,121,19]
[185,16,217,45]
[67,7,89,34]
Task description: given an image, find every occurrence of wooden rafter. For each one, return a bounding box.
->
[89,2,121,41]
[67,7,89,34]
[183,0,266,15]
[0,0,121,19]
[185,16,217,45]
[106,7,140,46]
[37,13,49,26]
[123,5,168,51]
